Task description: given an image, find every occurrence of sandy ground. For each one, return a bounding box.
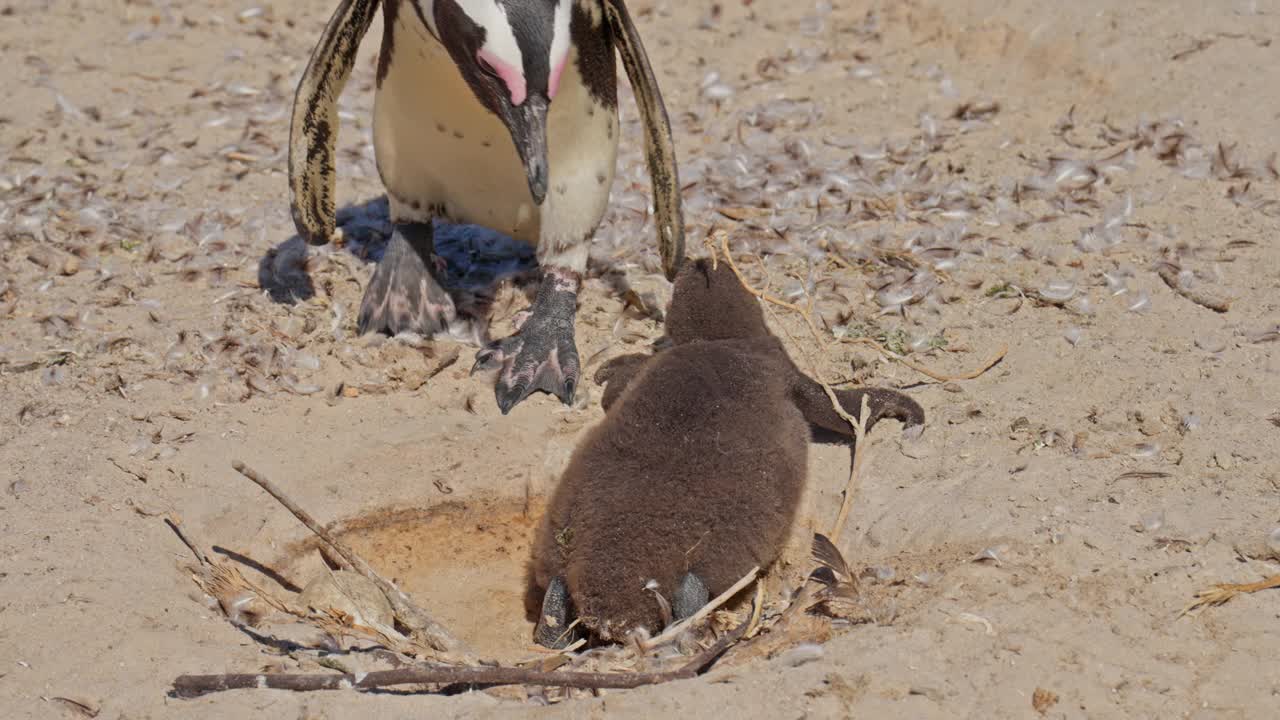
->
[2,0,1279,717]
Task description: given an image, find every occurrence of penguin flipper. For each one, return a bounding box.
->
[602,0,685,281]
[288,0,381,246]
[593,352,651,412]
[790,378,926,442]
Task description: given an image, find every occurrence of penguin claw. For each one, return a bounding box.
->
[357,224,455,337]
[470,345,507,375]
[476,268,581,414]
[479,312,580,414]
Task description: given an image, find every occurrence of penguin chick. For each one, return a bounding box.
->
[528,258,925,645]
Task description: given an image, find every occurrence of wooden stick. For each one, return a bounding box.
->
[230,461,470,660]
[165,516,210,566]
[829,393,871,545]
[641,566,759,650]
[173,612,752,698]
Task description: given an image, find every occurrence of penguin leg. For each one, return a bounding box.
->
[472,266,581,415]
[671,572,709,622]
[533,576,579,649]
[356,220,456,336]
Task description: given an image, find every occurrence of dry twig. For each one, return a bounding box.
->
[717,568,831,667]
[710,229,886,555]
[1180,574,1280,617]
[165,516,210,566]
[172,611,753,698]
[231,460,470,660]
[710,228,1006,383]
[195,556,422,651]
[641,566,759,650]
[829,393,871,545]
[846,336,1008,382]
[709,229,857,426]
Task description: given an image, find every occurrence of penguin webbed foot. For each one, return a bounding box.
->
[671,572,709,622]
[533,576,581,649]
[357,222,455,336]
[473,268,581,414]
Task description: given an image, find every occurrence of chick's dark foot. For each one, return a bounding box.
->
[533,576,579,649]
[473,267,581,414]
[672,572,709,622]
[357,221,455,336]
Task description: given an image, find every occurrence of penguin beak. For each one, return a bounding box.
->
[506,94,550,205]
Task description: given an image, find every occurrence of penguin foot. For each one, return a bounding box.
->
[533,576,579,649]
[357,222,456,336]
[472,268,581,414]
[671,572,710,622]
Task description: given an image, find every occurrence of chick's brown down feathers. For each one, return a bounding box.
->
[529,258,924,640]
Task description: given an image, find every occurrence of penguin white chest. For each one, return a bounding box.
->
[373,13,620,258]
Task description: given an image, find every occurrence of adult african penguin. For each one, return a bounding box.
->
[288,0,684,414]
[527,258,927,646]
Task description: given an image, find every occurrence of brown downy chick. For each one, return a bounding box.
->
[528,258,925,645]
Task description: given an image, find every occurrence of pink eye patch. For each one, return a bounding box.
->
[477,48,527,106]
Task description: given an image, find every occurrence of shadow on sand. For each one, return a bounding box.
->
[256,195,670,341]
[256,195,539,307]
